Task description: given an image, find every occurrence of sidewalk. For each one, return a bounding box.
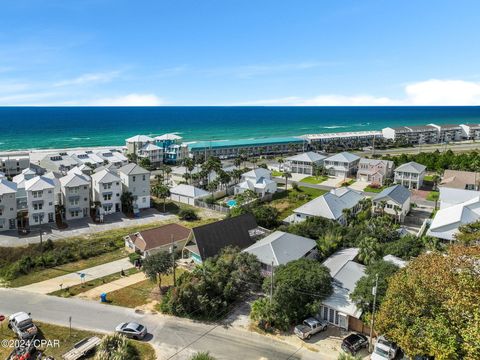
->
[18,258,134,294]
[76,272,147,300]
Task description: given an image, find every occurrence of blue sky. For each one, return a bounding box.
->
[1,0,480,106]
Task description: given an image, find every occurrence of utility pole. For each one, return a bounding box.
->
[39,216,44,264]
[269,261,274,304]
[170,234,176,287]
[369,273,379,352]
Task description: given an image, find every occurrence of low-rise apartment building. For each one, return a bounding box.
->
[0,178,17,232]
[137,143,163,168]
[39,153,79,174]
[95,149,129,168]
[382,125,438,144]
[0,152,30,177]
[118,163,151,210]
[394,161,426,190]
[60,171,91,221]
[460,124,480,140]
[91,169,122,215]
[428,124,463,143]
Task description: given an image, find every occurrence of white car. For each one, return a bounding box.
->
[371,336,398,360]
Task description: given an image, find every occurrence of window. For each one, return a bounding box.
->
[132,176,136,182]
[70,210,79,217]
[142,175,146,181]
[33,203,43,210]
[103,194,112,201]
[70,199,79,206]
[103,183,112,190]
[32,191,43,198]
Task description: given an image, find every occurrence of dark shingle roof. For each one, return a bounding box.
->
[192,214,258,261]
[130,223,191,251]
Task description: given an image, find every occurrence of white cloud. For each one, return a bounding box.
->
[54,71,121,87]
[88,93,166,106]
[237,79,480,106]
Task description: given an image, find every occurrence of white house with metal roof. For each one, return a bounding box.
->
[242,231,316,274]
[39,153,79,174]
[285,152,326,175]
[91,169,122,215]
[0,178,17,231]
[68,150,105,168]
[25,176,56,226]
[427,196,480,241]
[137,143,163,168]
[60,171,91,221]
[125,135,156,158]
[319,248,366,331]
[118,163,151,210]
[372,184,411,222]
[12,168,37,213]
[169,184,209,205]
[234,168,277,197]
[292,188,365,225]
[323,152,360,178]
[394,161,426,189]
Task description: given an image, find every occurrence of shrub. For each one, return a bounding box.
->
[178,208,198,221]
[128,252,142,264]
[190,352,216,360]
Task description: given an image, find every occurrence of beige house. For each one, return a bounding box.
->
[356,158,394,186]
[394,162,426,189]
[440,170,480,191]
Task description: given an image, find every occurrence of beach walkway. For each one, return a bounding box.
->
[17,258,134,294]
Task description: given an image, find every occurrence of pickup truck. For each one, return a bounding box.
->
[8,312,38,340]
[294,317,327,340]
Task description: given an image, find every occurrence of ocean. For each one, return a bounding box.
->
[1,106,480,151]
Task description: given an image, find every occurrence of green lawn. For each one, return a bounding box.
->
[426,191,439,201]
[270,186,327,219]
[271,170,283,177]
[423,175,435,182]
[106,269,185,308]
[340,179,356,187]
[364,185,386,193]
[49,268,139,297]
[0,322,155,360]
[300,176,328,184]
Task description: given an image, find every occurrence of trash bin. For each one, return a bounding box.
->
[100,292,107,302]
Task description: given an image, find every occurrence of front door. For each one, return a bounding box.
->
[338,313,348,330]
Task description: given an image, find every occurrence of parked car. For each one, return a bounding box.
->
[115,322,147,340]
[294,317,327,340]
[341,333,368,355]
[371,336,398,360]
[8,312,38,340]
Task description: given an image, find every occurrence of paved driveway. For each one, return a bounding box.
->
[349,180,369,191]
[18,258,134,294]
[321,176,344,188]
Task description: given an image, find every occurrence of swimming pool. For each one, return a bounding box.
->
[226,199,237,207]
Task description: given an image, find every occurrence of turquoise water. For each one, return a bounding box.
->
[227,200,237,208]
[0,106,480,151]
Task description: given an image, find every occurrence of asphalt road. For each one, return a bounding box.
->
[0,288,316,360]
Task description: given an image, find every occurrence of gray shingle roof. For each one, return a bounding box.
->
[373,184,411,205]
[243,231,316,266]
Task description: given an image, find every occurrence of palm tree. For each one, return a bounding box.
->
[153,184,171,212]
[277,157,284,171]
[94,333,136,360]
[182,172,191,184]
[120,192,134,215]
[358,236,380,265]
[431,173,441,191]
[250,157,258,169]
[207,179,219,199]
[283,171,292,190]
[217,170,231,190]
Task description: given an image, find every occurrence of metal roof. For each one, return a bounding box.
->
[373,184,411,205]
[395,161,426,174]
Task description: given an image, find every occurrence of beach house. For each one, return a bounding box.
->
[394,161,426,189]
[234,168,277,197]
[242,231,317,275]
[125,135,156,159]
[39,153,79,174]
[68,150,105,168]
[91,169,122,215]
[292,188,365,225]
[285,152,326,175]
[372,184,411,223]
[118,163,151,211]
[137,143,164,168]
[95,149,129,168]
[0,178,17,231]
[25,176,56,226]
[319,248,366,332]
[356,158,394,186]
[323,152,360,178]
[440,169,480,191]
[60,171,91,221]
